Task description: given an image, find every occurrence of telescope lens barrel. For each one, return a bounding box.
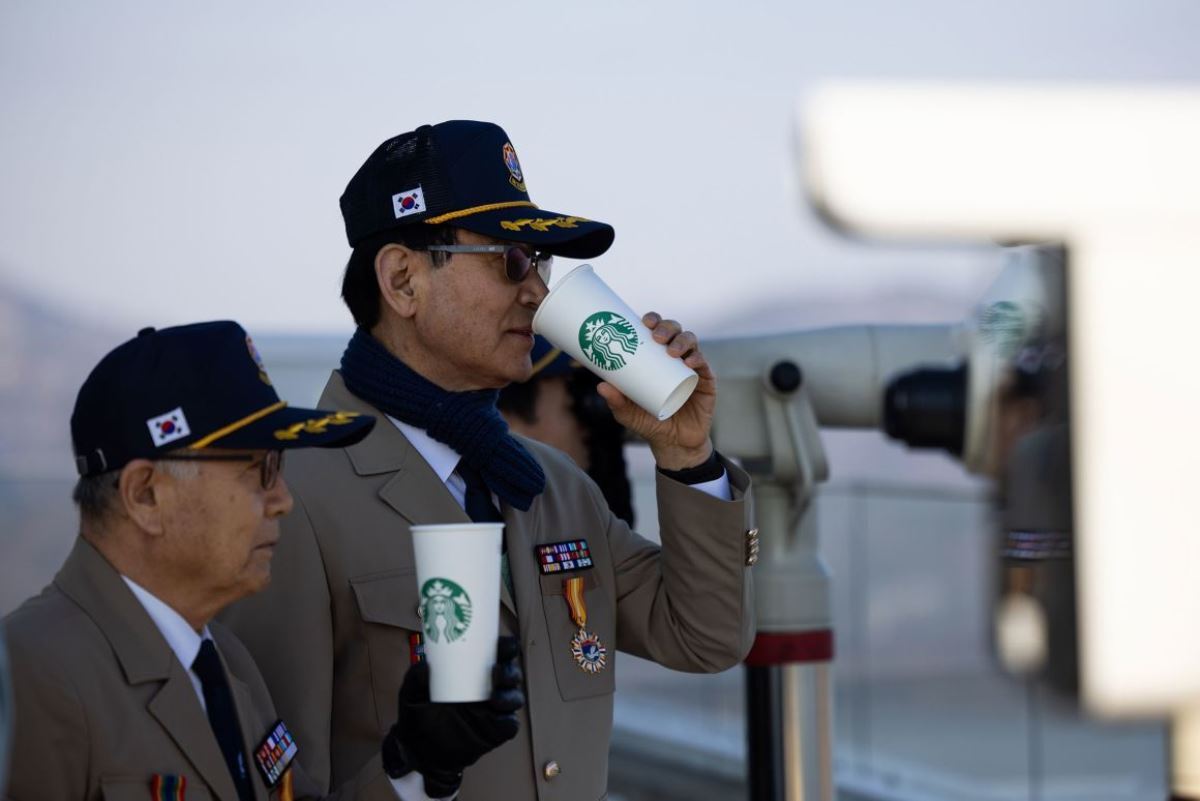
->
[883,364,967,456]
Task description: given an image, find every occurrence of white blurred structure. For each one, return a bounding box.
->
[803,80,1200,796]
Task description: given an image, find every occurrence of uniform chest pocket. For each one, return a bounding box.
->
[101,777,212,801]
[351,568,422,630]
[350,568,423,732]
[539,571,616,701]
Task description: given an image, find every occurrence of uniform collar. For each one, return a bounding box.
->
[387,415,460,485]
[53,538,178,683]
[120,575,212,673]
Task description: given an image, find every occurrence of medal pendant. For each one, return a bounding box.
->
[570,627,608,674]
[563,575,606,673]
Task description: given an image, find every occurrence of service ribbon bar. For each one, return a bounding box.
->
[254,719,299,789]
[535,539,593,575]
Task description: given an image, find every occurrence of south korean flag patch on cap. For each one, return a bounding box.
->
[392,186,426,219]
[147,407,190,447]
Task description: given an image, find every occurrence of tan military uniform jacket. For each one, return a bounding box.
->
[222,372,755,801]
[2,538,394,801]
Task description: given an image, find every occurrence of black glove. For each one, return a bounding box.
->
[382,636,525,797]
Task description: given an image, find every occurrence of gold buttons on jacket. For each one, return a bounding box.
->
[543,760,561,780]
[745,528,760,566]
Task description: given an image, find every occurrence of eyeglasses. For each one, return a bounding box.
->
[155,450,284,490]
[425,244,553,284]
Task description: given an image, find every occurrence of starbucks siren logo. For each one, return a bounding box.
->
[978,301,1027,358]
[420,578,473,643]
[579,312,640,371]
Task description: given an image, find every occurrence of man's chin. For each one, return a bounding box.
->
[242,560,273,595]
[502,368,534,388]
[495,352,534,386]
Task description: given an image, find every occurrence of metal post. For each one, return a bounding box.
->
[744,483,835,801]
[781,663,834,800]
[747,665,784,801]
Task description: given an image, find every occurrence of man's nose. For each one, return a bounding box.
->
[265,475,294,519]
[522,269,550,308]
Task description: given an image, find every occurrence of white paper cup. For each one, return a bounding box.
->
[532,264,699,421]
[410,522,503,702]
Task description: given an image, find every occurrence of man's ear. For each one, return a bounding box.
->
[117,460,166,537]
[376,244,422,319]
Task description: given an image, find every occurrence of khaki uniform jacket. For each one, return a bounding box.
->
[2,538,394,801]
[222,372,755,801]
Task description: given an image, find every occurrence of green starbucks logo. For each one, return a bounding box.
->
[420,578,473,643]
[579,312,640,371]
[979,301,1027,357]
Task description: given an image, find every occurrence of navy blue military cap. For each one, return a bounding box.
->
[71,321,376,476]
[340,120,615,259]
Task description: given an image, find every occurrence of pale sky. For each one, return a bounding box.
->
[2,0,1198,334]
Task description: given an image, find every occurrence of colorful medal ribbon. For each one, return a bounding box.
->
[564,576,607,674]
[150,774,186,801]
[279,769,294,801]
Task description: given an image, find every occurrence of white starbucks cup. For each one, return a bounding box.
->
[410,522,503,702]
[532,264,699,421]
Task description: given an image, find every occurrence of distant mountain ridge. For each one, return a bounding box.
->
[0,280,121,480]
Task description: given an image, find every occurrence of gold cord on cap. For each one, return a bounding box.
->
[423,201,538,225]
[187,401,287,450]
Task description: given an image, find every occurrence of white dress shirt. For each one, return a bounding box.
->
[121,575,212,711]
[390,417,469,507]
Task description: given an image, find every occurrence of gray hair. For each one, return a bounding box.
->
[72,459,200,520]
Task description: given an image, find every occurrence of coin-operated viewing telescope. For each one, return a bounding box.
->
[705,244,1063,801]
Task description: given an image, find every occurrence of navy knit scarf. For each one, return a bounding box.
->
[339,328,546,511]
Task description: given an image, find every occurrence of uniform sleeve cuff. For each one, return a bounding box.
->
[657,450,725,485]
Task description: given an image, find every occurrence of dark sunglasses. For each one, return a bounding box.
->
[425,244,553,284]
[155,449,284,491]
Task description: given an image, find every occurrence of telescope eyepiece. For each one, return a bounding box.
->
[883,364,967,457]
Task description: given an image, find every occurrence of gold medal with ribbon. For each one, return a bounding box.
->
[564,576,607,673]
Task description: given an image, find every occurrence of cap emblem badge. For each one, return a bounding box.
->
[502,142,526,192]
[147,407,191,447]
[579,312,640,371]
[246,336,272,386]
[392,186,426,219]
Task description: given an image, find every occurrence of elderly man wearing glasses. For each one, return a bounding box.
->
[222,120,757,801]
[2,322,526,801]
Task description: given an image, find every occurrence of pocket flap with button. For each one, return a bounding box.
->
[350,568,423,737]
[351,568,421,629]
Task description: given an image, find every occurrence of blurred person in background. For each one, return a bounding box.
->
[1,322,524,801]
[497,335,635,526]
[222,120,756,801]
